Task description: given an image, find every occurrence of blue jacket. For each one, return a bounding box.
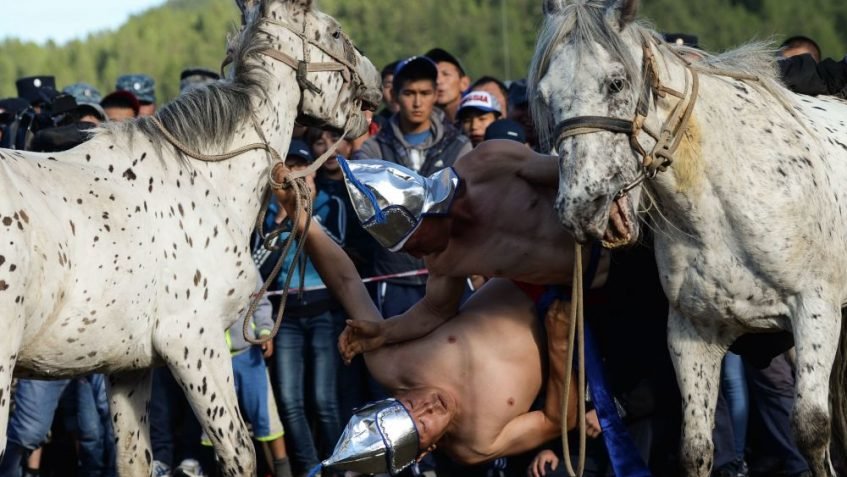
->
[254,187,348,317]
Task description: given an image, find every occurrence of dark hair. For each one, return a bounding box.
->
[471,76,508,98]
[381,60,400,80]
[781,35,822,62]
[304,126,325,148]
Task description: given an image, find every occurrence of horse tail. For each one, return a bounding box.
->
[830,307,847,463]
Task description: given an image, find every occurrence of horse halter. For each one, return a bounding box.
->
[220,13,369,126]
[552,32,700,196]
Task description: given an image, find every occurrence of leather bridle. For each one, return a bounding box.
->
[552,32,700,197]
[222,14,370,120]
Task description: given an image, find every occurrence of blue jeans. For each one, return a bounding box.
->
[0,376,114,477]
[273,310,343,474]
[149,367,203,468]
[721,352,749,459]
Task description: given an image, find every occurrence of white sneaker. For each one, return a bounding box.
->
[152,460,172,477]
[173,458,207,477]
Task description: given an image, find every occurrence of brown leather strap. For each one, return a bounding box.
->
[554,116,634,139]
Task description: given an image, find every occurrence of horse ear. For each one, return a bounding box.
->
[543,0,565,15]
[607,0,639,29]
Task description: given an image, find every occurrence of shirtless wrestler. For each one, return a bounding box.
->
[274,139,611,357]
[272,179,577,473]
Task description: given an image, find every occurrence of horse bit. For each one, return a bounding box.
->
[551,32,701,197]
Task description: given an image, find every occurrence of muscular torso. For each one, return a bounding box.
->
[425,141,607,285]
[366,279,544,461]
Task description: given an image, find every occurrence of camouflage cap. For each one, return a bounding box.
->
[63,82,103,105]
[115,74,156,104]
[179,67,220,93]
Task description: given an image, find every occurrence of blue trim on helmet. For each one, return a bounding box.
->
[339,157,386,224]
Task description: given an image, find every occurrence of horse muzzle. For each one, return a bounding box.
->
[556,191,638,248]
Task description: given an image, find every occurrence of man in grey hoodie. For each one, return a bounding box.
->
[352,55,471,318]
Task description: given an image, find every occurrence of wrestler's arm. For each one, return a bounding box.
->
[379,273,467,344]
[471,300,577,462]
[515,152,559,187]
[466,140,558,187]
[272,179,383,325]
[272,174,465,355]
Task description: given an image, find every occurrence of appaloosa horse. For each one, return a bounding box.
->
[0,1,379,475]
[530,0,847,475]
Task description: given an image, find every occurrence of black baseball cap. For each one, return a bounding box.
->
[663,33,699,48]
[484,119,527,143]
[287,138,314,163]
[392,56,438,93]
[425,48,467,76]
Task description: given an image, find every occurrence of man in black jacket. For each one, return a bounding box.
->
[778,36,847,98]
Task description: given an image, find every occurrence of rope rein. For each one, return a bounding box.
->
[561,243,587,477]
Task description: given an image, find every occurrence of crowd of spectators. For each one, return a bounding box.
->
[0,31,845,477]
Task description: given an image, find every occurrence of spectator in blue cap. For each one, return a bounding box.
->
[63,83,107,124]
[116,74,156,116]
[484,118,528,145]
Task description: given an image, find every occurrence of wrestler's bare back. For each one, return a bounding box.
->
[365,279,546,462]
[425,140,605,285]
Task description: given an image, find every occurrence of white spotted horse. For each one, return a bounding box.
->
[530,0,847,475]
[0,1,380,475]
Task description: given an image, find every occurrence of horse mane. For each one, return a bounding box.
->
[529,1,793,151]
[98,1,275,160]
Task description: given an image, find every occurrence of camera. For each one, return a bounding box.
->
[1,93,78,150]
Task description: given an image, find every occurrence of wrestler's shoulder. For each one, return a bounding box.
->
[454,140,548,175]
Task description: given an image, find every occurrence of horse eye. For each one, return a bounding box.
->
[332,30,341,39]
[608,79,625,94]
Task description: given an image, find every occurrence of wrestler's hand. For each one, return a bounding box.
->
[586,409,602,438]
[338,319,385,363]
[528,449,559,477]
[271,163,316,220]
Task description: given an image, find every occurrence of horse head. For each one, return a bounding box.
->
[530,0,648,248]
[236,0,381,139]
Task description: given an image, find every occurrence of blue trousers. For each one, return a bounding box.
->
[273,310,343,474]
[149,367,203,468]
[0,376,114,477]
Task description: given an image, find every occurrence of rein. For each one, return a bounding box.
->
[153,10,361,346]
[561,242,587,477]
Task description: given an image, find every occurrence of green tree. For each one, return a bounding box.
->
[0,0,843,101]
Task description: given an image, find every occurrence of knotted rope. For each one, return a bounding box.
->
[561,242,587,477]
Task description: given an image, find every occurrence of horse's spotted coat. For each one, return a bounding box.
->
[533,1,847,476]
[0,1,379,475]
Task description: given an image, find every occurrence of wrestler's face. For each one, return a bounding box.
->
[403,217,450,258]
[399,388,453,454]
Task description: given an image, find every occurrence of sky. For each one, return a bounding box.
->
[0,1,168,45]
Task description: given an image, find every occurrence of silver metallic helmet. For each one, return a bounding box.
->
[321,398,419,475]
[338,158,460,252]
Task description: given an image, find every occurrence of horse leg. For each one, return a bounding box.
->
[0,312,24,462]
[668,309,730,477]
[155,331,254,477]
[108,369,154,477]
[791,298,840,477]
